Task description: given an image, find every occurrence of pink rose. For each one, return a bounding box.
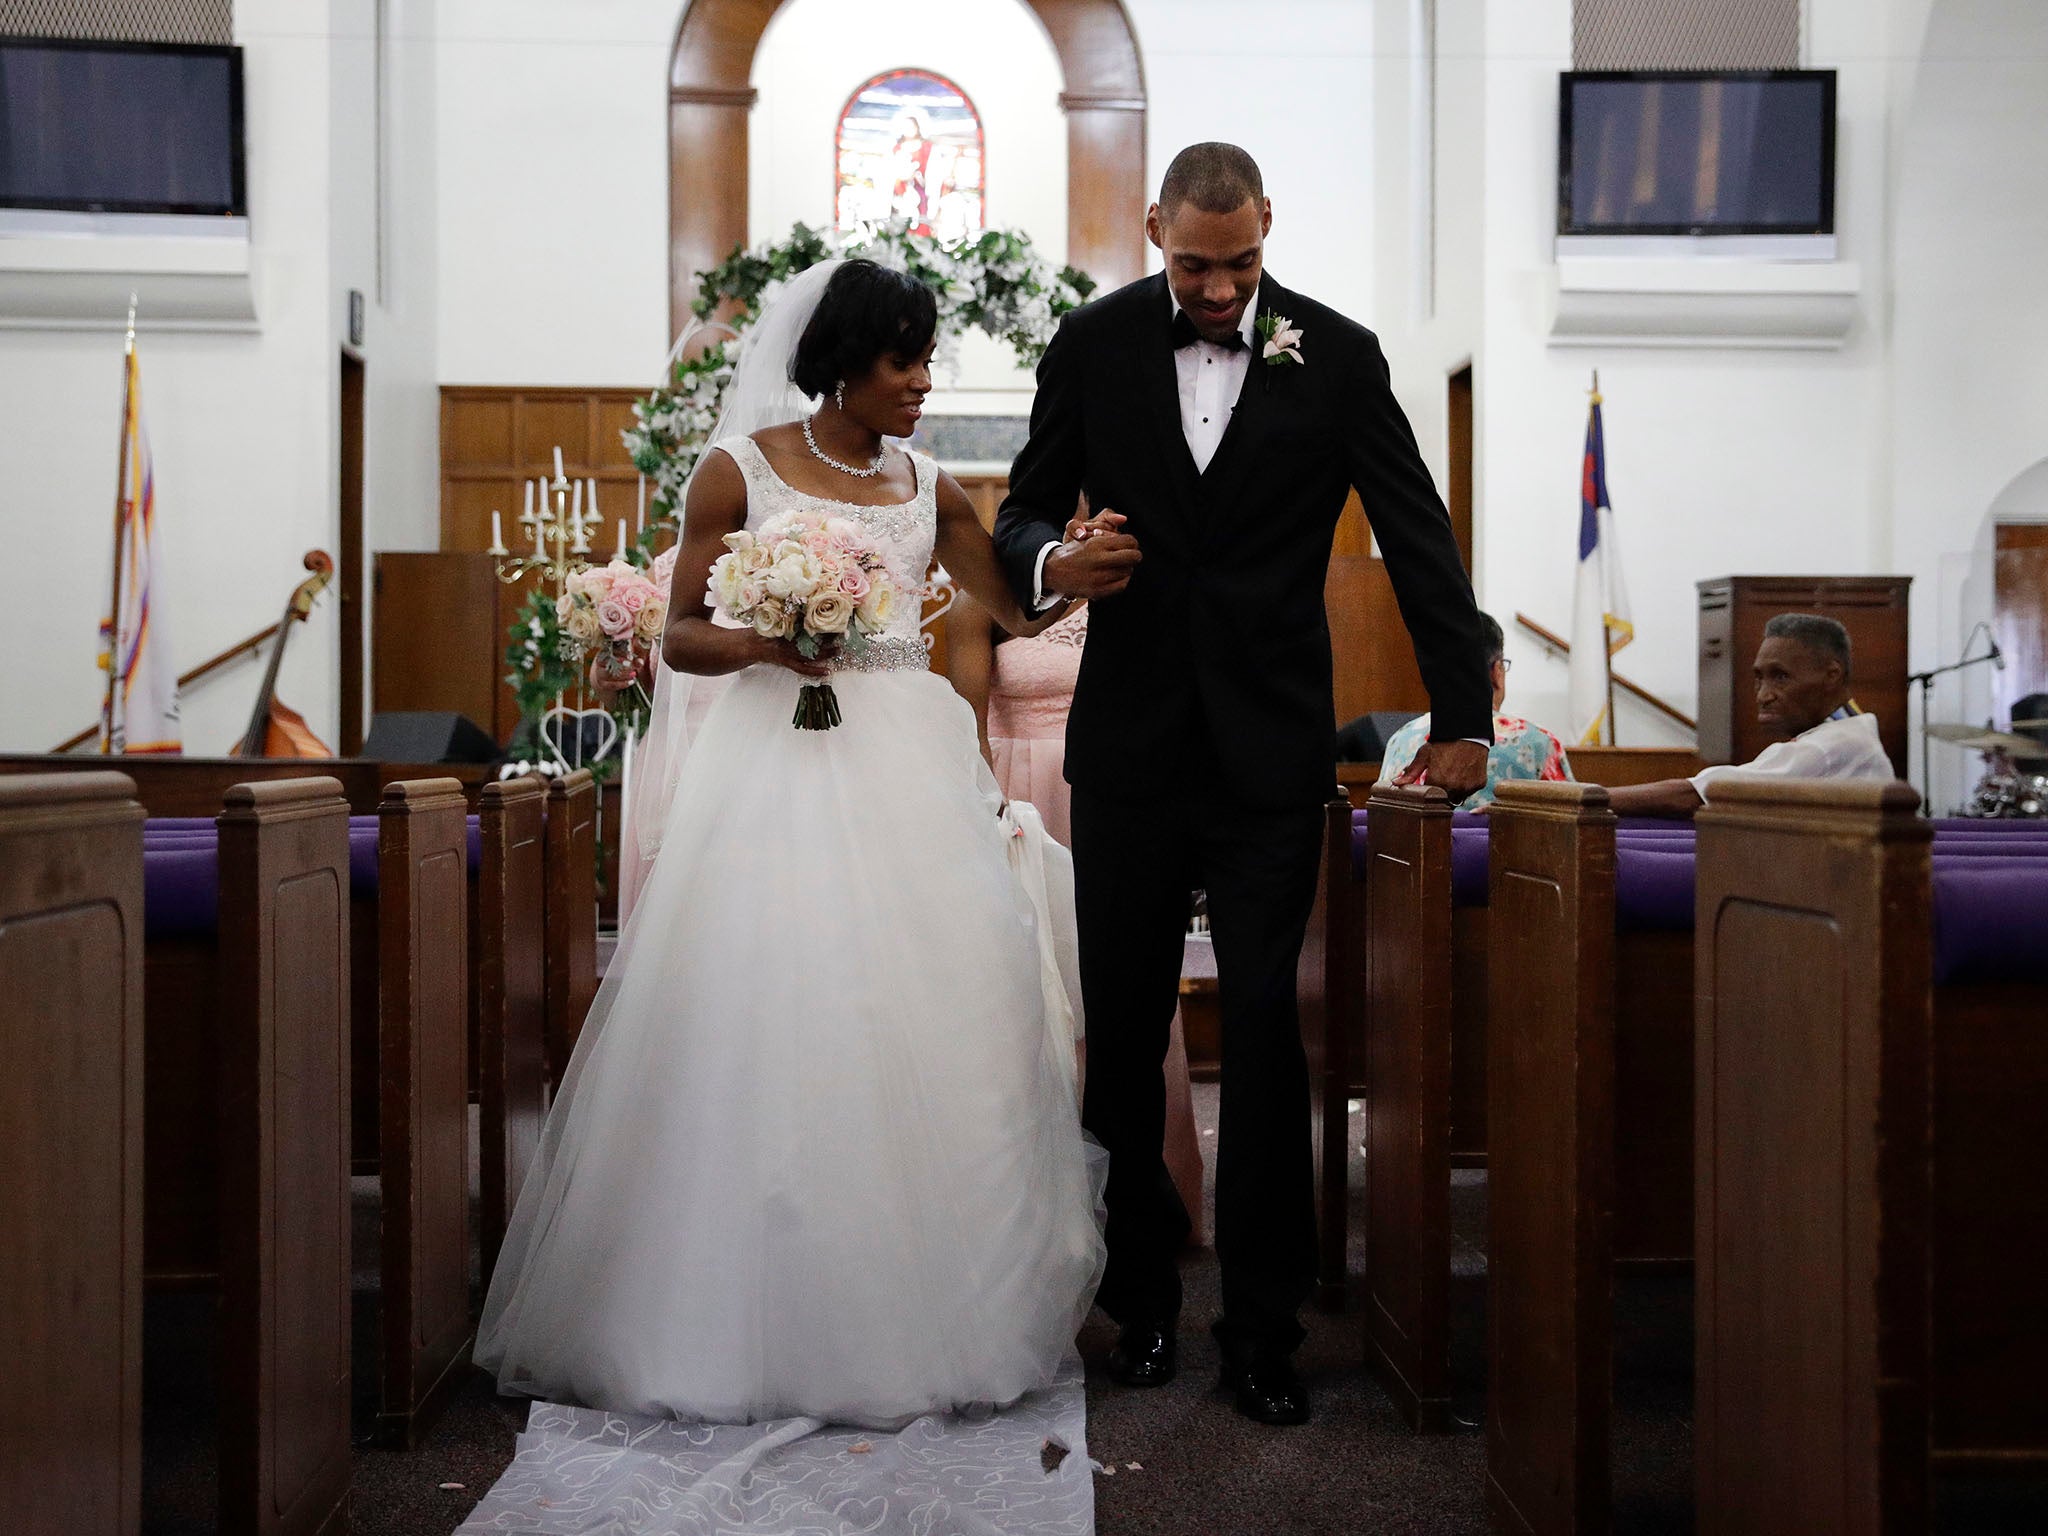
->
[615,584,647,613]
[596,598,634,639]
[837,567,871,599]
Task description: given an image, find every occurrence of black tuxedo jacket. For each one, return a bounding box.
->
[994,271,1492,809]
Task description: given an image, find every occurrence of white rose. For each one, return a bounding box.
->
[565,606,603,644]
[749,598,794,638]
[856,583,895,630]
[635,602,665,641]
[808,592,854,635]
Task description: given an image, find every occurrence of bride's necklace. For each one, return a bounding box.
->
[803,412,888,479]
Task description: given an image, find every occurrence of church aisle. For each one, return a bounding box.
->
[139,1098,1705,1535]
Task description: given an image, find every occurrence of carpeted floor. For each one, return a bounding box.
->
[138,1086,2046,1535]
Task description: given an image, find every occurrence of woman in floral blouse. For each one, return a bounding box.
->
[1375,611,1573,807]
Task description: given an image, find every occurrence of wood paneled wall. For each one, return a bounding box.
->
[440,387,649,557]
[1994,523,2048,720]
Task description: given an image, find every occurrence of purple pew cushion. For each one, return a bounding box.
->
[144,846,218,940]
[1451,826,1489,907]
[1616,848,1697,933]
[1932,864,2048,985]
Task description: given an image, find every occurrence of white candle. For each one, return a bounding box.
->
[636,474,646,535]
[490,510,506,554]
[587,477,601,522]
[553,445,565,482]
[614,518,626,561]
[571,479,583,524]
[523,478,535,522]
[534,515,545,555]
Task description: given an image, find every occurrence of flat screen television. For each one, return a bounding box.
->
[1558,70,1834,237]
[0,36,245,216]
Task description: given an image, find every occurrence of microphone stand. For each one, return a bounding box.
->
[1909,624,2003,815]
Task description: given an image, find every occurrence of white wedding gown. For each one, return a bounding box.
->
[474,438,1105,1432]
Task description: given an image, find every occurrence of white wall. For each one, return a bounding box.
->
[750,0,1065,403]
[1885,0,2048,809]
[433,0,674,386]
[1126,0,1376,322]
[1452,0,1901,751]
[0,0,350,754]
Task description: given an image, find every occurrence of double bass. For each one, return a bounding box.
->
[234,550,335,758]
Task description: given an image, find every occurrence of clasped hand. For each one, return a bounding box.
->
[1044,509,1141,600]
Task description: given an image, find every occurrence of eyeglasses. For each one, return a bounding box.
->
[1493,657,1512,673]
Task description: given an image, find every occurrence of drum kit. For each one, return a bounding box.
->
[1929,718,2048,818]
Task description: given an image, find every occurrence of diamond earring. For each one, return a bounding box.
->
[834,382,846,411]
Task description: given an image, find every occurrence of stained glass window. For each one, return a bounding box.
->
[835,69,985,242]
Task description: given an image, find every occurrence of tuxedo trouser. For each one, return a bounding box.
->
[1071,779,1324,1355]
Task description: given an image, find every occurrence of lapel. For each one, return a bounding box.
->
[1137,274,1202,506]
[1199,273,1287,491]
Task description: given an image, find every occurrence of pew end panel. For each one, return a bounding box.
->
[478,776,549,1285]
[1485,781,1617,1536]
[1302,795,1361,1311]
[1694,779,1932,1536]
[375,777,475,1449]
[1,773,146,1536]
[215,776,355,1536]
[543,769,599,1084]
[1362,785,1457,1432]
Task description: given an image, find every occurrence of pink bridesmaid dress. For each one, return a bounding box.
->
[987,604,1209,1245]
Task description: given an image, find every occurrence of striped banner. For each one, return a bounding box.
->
[101,348,181,753]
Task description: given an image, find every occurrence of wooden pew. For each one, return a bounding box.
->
[1359,785,1459,1430]
[544,768,599,1081]
[1485,781,1618,1536]
[1,773,145,1536]
[373,778,474,1447]
[144,779,354,1536]
[476,776,548,1281]
[1300,795,1364,1309]
[1695,780,2048,1531]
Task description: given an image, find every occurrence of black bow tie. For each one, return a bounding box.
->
[1170,310,1245,352]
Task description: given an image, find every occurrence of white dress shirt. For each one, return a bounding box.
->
[1030,290,1258,607]
[1689,707,1895,801]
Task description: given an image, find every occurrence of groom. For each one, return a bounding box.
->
[995,143,1491,1424]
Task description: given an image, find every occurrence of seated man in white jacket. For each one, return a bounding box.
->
[1608,612,1895,818]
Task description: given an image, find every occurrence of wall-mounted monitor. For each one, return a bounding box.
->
[1559,70,1835,237]
[0,36,245,217]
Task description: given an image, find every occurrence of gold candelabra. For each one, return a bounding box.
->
[488,450,597,590]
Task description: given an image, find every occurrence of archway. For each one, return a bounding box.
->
[668,0,1145,338]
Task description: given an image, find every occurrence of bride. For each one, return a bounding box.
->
[474,258,1105,1428]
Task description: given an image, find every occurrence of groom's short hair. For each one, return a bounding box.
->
[1158,143,1264,219]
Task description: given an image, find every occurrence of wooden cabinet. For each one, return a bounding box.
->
[1696,576,1912,775]
[372,552,533,746]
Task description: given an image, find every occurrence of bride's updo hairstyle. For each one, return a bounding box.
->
[790,259,938,399]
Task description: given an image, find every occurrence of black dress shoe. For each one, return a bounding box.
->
[1105,1324,1177,1388]
[1218,1352,1311,1425]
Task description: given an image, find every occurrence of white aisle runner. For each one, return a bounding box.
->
[457,1357,1095,1536]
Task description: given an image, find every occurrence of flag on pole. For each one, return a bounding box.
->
[1568,378,1632,745]
[100,343,181,753]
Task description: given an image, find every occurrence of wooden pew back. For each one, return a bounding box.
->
[215,778,355,1536]
[1,773,145,1535]
[544,769,599,1081]
[374,777,474,1448]
[1361,785,1457,1431]
[1694,779,1933,1535]
[477,776,548,1283]
[1300,796,1360,1310]
[1486,781,1618,1536]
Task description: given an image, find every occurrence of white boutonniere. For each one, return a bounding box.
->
[1257,310,1304,366]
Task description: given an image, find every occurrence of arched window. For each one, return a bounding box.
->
[834,68,985,242]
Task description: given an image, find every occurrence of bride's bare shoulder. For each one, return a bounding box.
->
[750,422,806,458]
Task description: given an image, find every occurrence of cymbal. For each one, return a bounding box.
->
[2012,717,2048,734]
[1924,722,2044,753]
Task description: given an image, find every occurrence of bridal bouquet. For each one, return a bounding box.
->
[556,559,668,700]
[709,510,901,730]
